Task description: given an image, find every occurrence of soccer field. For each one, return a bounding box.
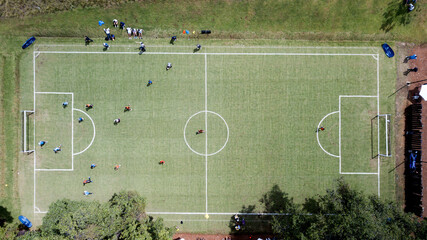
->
[19,43,396,233]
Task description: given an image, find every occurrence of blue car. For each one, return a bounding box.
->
[22,37,36,49]
[382,43,394,58]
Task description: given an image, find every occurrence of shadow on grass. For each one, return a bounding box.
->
[0,205,13,227]
[228,184,296,236]
[381,0,414,32]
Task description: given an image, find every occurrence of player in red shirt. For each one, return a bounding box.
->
[196,129,205,135]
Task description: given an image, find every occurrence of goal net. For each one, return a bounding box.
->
[22,110,34,154]
[371,114,392,158]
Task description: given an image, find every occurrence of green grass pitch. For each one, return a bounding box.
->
[21,44,396,233]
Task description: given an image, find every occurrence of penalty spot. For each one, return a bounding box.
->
[205,214,209,219]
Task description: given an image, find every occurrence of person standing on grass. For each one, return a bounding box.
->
[104,28,111,40]
[83,177,92,186]
[159,160,165,165]
[147,80,153,87]
[78,117,84,123]
[170,36,177,44]
[114,118,120,125]
[39,140,47,148]
[316,127,325,132]
[139,42,146,52]
[85,36,93,45]
[126,27,132,39]
[114,164,121,170]
[53,145,62,153]
[85,104,93,109]
[83,191,92,196]
[113,19,118,28]
[196,129,205,135]
[103,43,109,50]
[124,105,132,112]
[90,164,96,169]
[63,102,68,108]
[120,22,125,29]
[138,29,143,39]
[166,63,172,71]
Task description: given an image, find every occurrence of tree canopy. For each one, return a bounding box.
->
[29,191,174,240]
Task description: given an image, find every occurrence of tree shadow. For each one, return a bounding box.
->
[0,205,13,227]
[380,0,414,32]
[228,184,296,236]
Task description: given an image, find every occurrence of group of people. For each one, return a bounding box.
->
[404,54,418,76]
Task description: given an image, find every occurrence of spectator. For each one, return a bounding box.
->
[408,3,415,12]
[104,28,111,40]
[126,27,132,39]
[133,28,137,39]
[139,42,146,52]
[170,36,177,44]
[138,29,143,39]
[111,34,115,41]
[103,43,109,50]
[113,19,118,28]
[120,21,125,29]
[404,54,417,63]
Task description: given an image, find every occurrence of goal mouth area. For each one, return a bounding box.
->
[371,114,392,159]
[22,110,35,154]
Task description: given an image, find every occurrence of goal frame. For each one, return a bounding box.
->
[371,114,392,158]
[22,110,35,154]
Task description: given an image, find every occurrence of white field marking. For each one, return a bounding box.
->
[316,111,340,158]
[339,95,377,98]
[204,53,208,215]
[34,207,43,213]
[340,172,378,175]
[339,97,341,173]
[35,92,73,95]
[35,169,73,171]
[36,44,378,49]
[372,55,378,61]
[73,108,96,156]
[35,52,40,58]
[183,110,230,157]
[71,93,74,170]
[35,51,375,56]
[33,51,36,216]
[377,54,380,197]
[147,212,306,216]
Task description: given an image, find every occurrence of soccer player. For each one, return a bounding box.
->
[83,177,92,186]
[90,164,96,169]
[170,36,177,44]
[119,21,125,29]
[78,117,84,123]
[166,63,172,71]
[114,164,121,170]
[62,102,68,108]
[159,160,165,165]
[85,36,93,45]
[53,145,62,153]
[85,104,93,109]
[316,127,325,132]
[114,118,120,125]
[83,191,92,196]
[139,42,146,52]
[196,129,205,135]
[103,43,109,49]
[147,80,153,87]
[113,19,118,28]
[124,105,132,112]
[38,140,47,148]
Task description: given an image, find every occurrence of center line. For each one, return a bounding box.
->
[204,53,208,215]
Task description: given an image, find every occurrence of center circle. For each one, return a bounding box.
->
[183,110,229,156]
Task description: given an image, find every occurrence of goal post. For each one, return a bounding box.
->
[371,114,392,158]
[22,110,35,154]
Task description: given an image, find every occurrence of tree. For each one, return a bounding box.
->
[38,191,175,239]
[271,179,420,240]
